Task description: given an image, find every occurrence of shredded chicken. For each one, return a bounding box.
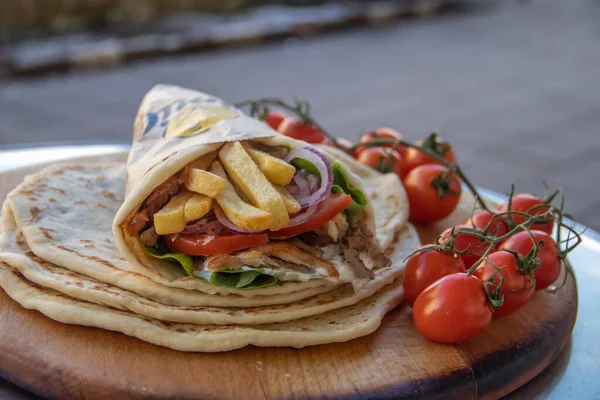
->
[325,212,348,241]
[128,209,150,235]
[256,242,339,278]
[203,242,339,278]
[341,245,375,279]
[127,175,183,235]
[140,226,159,247]
[287,238,323,257]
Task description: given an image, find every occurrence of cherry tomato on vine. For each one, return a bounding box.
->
[440,224,490,268]
[403,247,466,308]
[464,210,509,237]
[473,250,535,317]
[413,273,492,343]
[278,117,327,144]
[404,165,461,224]
[353,127,406,157]
[357,147,406,177]
[498,193,553,234]
[500,230,560,291]
[404,135,456,173]
[263,110,287,131]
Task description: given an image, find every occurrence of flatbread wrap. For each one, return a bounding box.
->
[113,85,393,292]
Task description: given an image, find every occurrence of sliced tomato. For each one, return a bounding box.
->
[269,194,351,239]
[166,233,268,256]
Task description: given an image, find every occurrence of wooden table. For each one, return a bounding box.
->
[0,143,598,399]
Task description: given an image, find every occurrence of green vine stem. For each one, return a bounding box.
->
[235,98,338,143]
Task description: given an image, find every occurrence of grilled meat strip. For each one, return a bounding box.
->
[203,242,339,278]
[127,175,182,235]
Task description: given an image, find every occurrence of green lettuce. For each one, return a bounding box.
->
[331,162,367,217]
[145,247,278,289]
[209,270,277,288]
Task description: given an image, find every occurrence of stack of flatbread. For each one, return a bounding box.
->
[0,85,419,352]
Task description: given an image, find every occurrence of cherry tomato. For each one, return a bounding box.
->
[473,250,535,317]
[278,117,327,144]
[440,224,490,268]
[353,127,406,157]
[357,147,406,178]
[498,194,553,234]
[464,210,509,237]
[403,247,466,308]
[404,165,461,224]
[413,273,492,343]
[269,194,351,238]
[166,233,269,256]
[404,136,456,173]
[500,230,560,290]
[262,110,287,131]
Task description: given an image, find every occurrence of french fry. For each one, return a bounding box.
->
[186,168,225,198]
[274,185,301,214]
[242,142,296,186]
[154,190,195,235]
[184,194,213,222]
[210,161,273,231]
[189,151,218,171]
[219,142,290,230]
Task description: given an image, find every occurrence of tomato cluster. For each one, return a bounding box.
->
[404,193,563,344]
[263,112,463,226]
[252,103,575,346]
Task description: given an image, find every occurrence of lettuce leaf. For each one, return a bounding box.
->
[145,247,195,276]
[210,270,277,288]
[331,162,367,217]
[145,247,278,288]
[290,158,320,176]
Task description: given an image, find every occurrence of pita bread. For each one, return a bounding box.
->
[0,260,405,352]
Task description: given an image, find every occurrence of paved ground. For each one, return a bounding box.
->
[1,0,599,230]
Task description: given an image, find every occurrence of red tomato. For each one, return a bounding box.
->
[498,194,553,234]
[473,251,535,317]
[357,147,406,177]
[464,210,509,237]
[263,110,287,131]
[404,165,461,224]
[404,136,456,173]
[413,273,492,343]
[269,194,351,238]
[500,230,560,290]
[440,225,491,268]
[278,117,326,144]
[403,247,466,308]
[166,233,269,256]
[353,127,406,157]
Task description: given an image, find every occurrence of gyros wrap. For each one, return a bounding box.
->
[114,85,392,294]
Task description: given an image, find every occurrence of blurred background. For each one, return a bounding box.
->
[0,0,599,230]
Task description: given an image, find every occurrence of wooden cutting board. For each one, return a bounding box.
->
[0,155,577,400]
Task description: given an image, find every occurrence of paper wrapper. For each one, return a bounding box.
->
[112,84,376,290]
[125,84,278,195]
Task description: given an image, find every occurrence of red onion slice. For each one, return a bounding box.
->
[214,204,266,236]
[285,147,333,208]
[306,173,319,193]
[292,173,310,198]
